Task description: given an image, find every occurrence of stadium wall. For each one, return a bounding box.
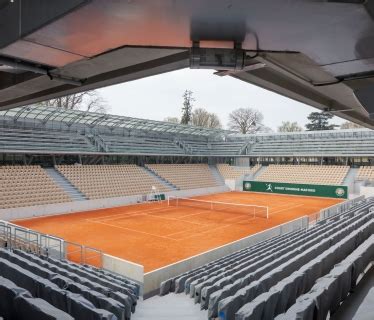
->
[143,215,309,298]
[102,254,144,285]
[319,195,365,220]
[0,185,229,221]
[359,186,374,198]
[243,180,348,199]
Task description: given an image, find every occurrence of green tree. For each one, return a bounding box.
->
[278,121,303,132]
[305,112,338,131]
[181,90,194,125]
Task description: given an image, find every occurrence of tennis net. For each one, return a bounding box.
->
[167,196,269,219]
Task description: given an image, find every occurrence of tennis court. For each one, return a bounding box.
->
[13,191,341,271]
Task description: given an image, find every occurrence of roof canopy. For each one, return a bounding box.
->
[0,106,233,137]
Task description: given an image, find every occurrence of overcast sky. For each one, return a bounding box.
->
[98,68,345,131]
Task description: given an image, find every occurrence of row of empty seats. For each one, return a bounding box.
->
[184,140,246,156]
[356,166,374,181]
[249,136,374,156]
[56,165,170,199]
[0,166,71,209]
[160,198,374,320]
[0,126,96,153]
[100,135,186,155]
[0,246,140,320]
[217,164,261,180]
[145,164,221,190]
[256,164,349,185]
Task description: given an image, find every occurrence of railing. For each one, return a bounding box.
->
[0,220,102,268]
[319,195,365,220]
[307,195,367,228]
[175,139,192,154]
[90,133,108,152]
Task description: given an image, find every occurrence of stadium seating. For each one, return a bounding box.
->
[249,136,374,156]
[217,164,261,180]
[100,135,185,155]
[159,198,374,320]
[183,140,246,156]
[356,166,374,181]
[0,166,71,209]
[56,164,170,199]
[145,164,221,190]
[0,247,140,320]
[275,236,374,320]
[0,126,96,153]
[256,164,349,185]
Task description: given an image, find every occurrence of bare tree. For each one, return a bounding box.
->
[278,121,303,132]
[228,108,264,134]
[340,121,363,129]
[207,113,222,129]
[191,108,222,129]
[164,117,179,123]
[37,90,109,113]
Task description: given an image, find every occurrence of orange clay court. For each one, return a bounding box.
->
[13,191,341,272]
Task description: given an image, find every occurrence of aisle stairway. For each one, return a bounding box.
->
[44,168,87,201]
[133,293,207,320]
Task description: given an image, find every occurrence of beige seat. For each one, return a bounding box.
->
[56,164,170,199]
[145,164,220,190]
[0,165,70,209]
[256,164,349,185]
[217,164,261,180]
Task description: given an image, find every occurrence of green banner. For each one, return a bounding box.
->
[243,181,348,199]
[154,194,166,201]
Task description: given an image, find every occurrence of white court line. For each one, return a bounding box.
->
[166,224,212,237]
[175,217,256,241]
[88,219,176,240]
[88,209,210,227]
[89,206,172,222]
[269,203,305,216]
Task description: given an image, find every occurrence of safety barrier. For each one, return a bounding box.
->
[0,220,102,268]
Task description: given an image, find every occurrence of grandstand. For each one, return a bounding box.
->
[0,106,373,319]
[1,166,71,209]
[357,166,374,182]
[246,129,374,158]
[256,165,349,186]
[56,164,171,199]
[0,126,96,154]
[217,164,261,180]
[159,197,374,320]
[145,164,220,190]
[1,1,374,317]
[2,106,374,163]
[0,225,140,320]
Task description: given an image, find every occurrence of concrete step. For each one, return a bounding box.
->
[133,294,207,320]
[209,165,225,185]
[44,168,87,201]
[142,166,179,191]
[253,165,267,180]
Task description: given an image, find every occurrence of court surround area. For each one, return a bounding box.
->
[13,191,341,272]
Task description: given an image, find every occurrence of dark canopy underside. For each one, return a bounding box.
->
[1,0,374,127]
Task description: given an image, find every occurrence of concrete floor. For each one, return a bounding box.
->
[332,266,374,320]
[133,293,208,320]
